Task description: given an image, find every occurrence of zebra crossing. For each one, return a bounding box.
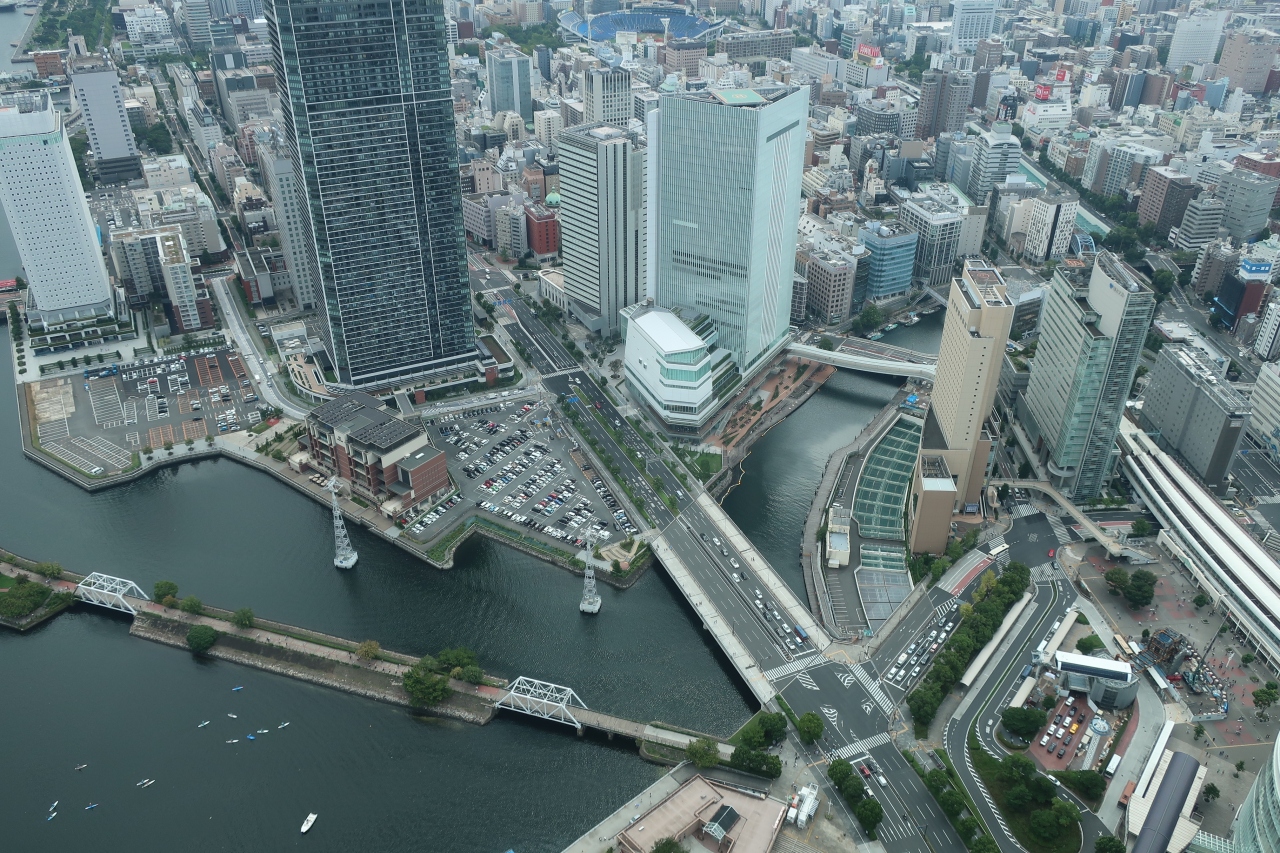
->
[763,653,826,682]
[1009,503,1039,519]
[851,664,895,715]
[1031,560,1058,584]
[1047,514,1074,544]
[828,731,892,760]
[795,672,820,691]
[985,534,1010,566]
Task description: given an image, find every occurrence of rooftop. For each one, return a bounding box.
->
[309,392,423,451]
[631,304,708,355]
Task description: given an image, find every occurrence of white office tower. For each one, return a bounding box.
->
[647,88,807,373]
[258,132,318,310]
[71,58,142,183]
[1165,11,1227,72]
[582,66,632,125]
[967,121,1021,205]
[558,123,646,335]
[950,0,996,53]
[184,0,214,48]
[1255,299,1280,361]
[0,94,117,344]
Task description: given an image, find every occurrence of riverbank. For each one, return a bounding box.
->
[7,1,40,64]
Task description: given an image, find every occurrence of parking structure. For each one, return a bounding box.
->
[26,347,271,478]
[399,401,636,551]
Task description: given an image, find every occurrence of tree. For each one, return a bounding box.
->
[403,657,452,706]
[973,836,1000,853]
[728,746,782,778]
[938,789,966,819]
[651,839,682,853]
[186,624,218,654]
[1125,569,1157,608]
[817,336,835,351]
[999,754,1038,787]
[356,639,381,660]
[1252,686,1278,715]
[738,722,767,749]
[1105,567,1130,594]
[179,595,203,615]
[230,607,254,629]
[797,711,824,744]
[686,737,721,768]
[1194,723,1206,740]
[460,665,485,684]
[758,711,787,744]
[1194,593,1210,609]
[1059,770,1105,800]
[162,595,179,609]
[436,647,477,669]
[1237,760,1247,772]
[1095,836,1127,853]
[840,774,866,804]
[153,581,179,602]
[855,797,884,836]
[997,484,1010,502]
[829,758,854,787]
[1203,782,1221,802]
[1130,518,1153,537]
[1018,460,1033,479]
[1243,653,1256,665]
[1006,785,1033,810]
[958,817,982,842]
[1076,635,1106,654]
[924,768,951,796]
[1001,706,1048,740]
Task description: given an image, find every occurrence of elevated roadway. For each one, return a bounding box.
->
[786,342,937,380]
[989,479,1145,560]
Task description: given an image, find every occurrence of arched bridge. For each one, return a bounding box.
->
[74,573,149,614]
[787,342,937,380]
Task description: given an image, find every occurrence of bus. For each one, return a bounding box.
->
[1105,754,1123,779]
[989,542,1010,562]
[1116,636,1135,658]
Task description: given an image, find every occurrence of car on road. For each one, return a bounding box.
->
[754,589,762,598]
[729,558,740,569]
[1048,548,1055,558]
[860,764,872,778]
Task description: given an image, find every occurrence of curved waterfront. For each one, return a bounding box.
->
[0,315,943,851]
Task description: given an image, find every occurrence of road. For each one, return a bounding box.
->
[209,276,308,419]
[1157,280,1260,382]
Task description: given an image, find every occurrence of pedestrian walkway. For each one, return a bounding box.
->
[851,663,896,715]
[1009,503,1039,519]
[1030,561,1059,584]
[764,653,828,681]
[829,731,893,760]
[1047,515,1074,545]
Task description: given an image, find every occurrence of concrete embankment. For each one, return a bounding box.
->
[129,611,495,725]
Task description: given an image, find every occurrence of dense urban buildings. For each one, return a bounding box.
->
[647,88,806,373]
[268,0,475,387]
[71,57,142,183]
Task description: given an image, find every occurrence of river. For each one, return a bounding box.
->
[0,311,942,851]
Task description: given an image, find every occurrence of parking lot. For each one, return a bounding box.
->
[399,401,638,552]
[1033,694,1096,771]
[27,347,270,477]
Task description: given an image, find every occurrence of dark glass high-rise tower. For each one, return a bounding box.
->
[267,0,474,387]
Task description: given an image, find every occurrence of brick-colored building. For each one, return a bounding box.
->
[32,51,65,79]
[1138,166,1199,239]
[303,393,452,513]
[1234,151,1280,207]
[525,203,559,260]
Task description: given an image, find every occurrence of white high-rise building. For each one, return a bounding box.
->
[71,58,142,183]
[558,123,646,335]
[967,121,1021,205]
[1255,299,1280,361]
[582,66,632,125]
[533,109,563,148]
[258,132,318,310]
[184,0,214,47]
[0,94,117,337]
[951,0,996,53]
[1023,183,1080,264]
[1165,11,1228,72]
[647,87,807,372]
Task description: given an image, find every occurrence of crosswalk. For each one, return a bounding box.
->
[1031,560,1059,584]
[1009,503,1039,519]
[1047,514,1074,544]
[985,534,1011,567]
[829,731,893,760]
[851,664,896,715]
[763,653,825,682]
[932,600,956,621]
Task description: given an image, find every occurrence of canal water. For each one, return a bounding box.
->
[0,316,943,851]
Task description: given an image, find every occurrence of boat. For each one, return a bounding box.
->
[84,804,98,810]
[74,765,87,771]
[141,780,154,789]
[882,323,900,332]
[135,779,148,787]
[49,802,57,811]
[198,721,210,728]
[256,729,268,734]
[903,312,920,326]
[301,813,318,834]
[227,713,237,719]
[47,812,56,821]
[278,722,290,729]
[246,734,255,740]
[226,739,239,744]
[232,686,244,691]
[866,332,884,340]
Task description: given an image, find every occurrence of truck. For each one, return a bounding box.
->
[897,652,909,666]
[796,783,820,829]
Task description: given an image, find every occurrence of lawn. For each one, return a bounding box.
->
[970,737,1082,853]
[0,574,12,590]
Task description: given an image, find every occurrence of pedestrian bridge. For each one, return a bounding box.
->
[75,573,149,615]
[786,343,937,381]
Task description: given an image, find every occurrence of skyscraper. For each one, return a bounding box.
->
[185,0,214,48]
[647,88,806,372]
[485,47,534,122]
[1216,168,1280,243]
[1022,183,1080,264]
[1229,731,1279,853]
[582,66,632,125]
[916,68,974,140]
[71,57,142,183]
[950,0,996,53]
[1019,253,1156,499]
[967,121,1021,205]
[1164,11,1227,71]
[257,130,318,310]
[558,123,646,335]
[267,0,474,387]
[0,93,122,350]
[1175,193,1226,251]
[858,221,918,302]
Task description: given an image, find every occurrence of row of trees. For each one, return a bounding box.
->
[921,765,985,843]
[829,759,884,837]
[994,753,1082,842]
[906,562,1032,727]
[1102,567,1159,608]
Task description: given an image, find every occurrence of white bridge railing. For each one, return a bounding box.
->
[494,677,588,731]
[75,573,148,615]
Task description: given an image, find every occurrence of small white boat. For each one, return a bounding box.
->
[227,713,237,719]
[49,801,57,811]
[74,765,87,771]
[226,739,239,744]
[198,721,210,728]
[256,729,268,734]
[232,686,244,692]
[141,780,154,788]
[301,812,318,833]
[47,812,56,821]
[84,804,98,810]
[135,779,148,787]
[278,722,290,729]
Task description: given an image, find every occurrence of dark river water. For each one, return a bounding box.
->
[0,314,942,852]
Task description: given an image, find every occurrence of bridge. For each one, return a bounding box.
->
[786,342,937,380]
[74,573,149,614]
[494,677,734,758]
[989,479,1144,560]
